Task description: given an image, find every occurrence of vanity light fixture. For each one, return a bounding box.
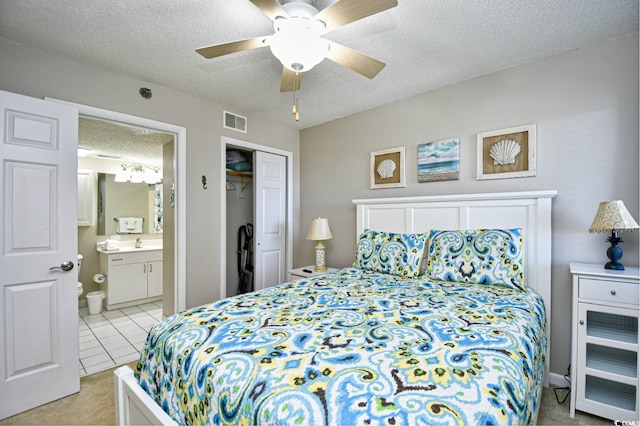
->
[115,164,161,184]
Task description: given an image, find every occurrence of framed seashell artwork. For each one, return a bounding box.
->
[476,124,536,180]
[370,146,406,189]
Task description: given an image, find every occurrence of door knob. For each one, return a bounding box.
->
[49,261,74,271]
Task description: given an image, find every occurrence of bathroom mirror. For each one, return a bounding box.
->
[97,173,163,235]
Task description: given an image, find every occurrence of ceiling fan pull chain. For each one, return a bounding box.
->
[293,71,300,122]
[292,90,297,115]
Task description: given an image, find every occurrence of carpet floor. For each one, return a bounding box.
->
[0,366,613,425]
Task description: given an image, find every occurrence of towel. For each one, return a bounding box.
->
[117,217,143,234]
[105,239,121,251]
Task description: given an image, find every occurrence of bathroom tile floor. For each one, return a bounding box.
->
[78,301,162,377]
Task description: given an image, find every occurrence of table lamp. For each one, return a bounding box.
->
[589,200,639,270]
[306,217,333,271]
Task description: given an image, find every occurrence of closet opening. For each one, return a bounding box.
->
[225,147,254,297]
[220,136,293,299]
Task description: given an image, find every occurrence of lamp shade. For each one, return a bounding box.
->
[589,200,640,233]
[306,217,333,241]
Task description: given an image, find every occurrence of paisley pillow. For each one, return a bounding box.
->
[426,228,525,291]
[353,229,427,278]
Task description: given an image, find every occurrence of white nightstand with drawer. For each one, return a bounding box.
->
[569,262,640,422]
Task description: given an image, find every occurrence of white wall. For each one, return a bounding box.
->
[0,38,301,308]
[299,34,639,377]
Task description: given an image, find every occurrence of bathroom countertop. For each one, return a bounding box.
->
[97,245,163,254]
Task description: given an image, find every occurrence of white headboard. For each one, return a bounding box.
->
[352,190,557,385]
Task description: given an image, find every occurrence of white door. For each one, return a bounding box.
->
[0,90,79,419]
[253,151,286,290]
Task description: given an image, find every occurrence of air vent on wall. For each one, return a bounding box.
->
[224,111,247,133]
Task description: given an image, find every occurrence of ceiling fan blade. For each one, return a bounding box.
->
[280,67,302,93]
[196,36,270,59]
[314,0,398,33]
[325,40,386,79]
[249,0,289,22]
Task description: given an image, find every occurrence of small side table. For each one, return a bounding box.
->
[569,262,639,421]
[288,265,338,280]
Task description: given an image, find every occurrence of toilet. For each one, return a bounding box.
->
[77,254,83,298]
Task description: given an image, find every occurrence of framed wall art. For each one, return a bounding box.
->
[418,138,460,182]
[477,124,536,180]
[370,146,405,189]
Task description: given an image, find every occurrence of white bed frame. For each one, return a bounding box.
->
[114,190,556,425]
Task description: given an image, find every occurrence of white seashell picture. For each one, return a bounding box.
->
[489,139,521,165]
[370,146,406,189]
[477,124,536,180]
[376,158,396,179]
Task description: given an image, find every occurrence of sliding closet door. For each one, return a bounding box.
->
[0,90,80,419]
[253,151,286,290]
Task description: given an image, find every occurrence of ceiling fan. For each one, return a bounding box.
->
[196,0,398,119]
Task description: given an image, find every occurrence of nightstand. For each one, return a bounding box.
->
[288,265,338,280]
[569,262,640,422]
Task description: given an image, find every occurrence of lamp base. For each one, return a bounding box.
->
[604,230,625,270]
[604,261,625,271]
[314,241,327,272]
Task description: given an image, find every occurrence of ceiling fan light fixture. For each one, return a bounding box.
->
[270,17,328,72]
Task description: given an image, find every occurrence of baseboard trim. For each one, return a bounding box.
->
[549,372,570,388]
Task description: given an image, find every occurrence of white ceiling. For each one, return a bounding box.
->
[0,0,637,131]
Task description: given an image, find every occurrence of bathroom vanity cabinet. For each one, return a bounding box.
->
[99,248,163,310]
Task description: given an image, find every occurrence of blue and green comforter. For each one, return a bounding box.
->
[136,268,546,425]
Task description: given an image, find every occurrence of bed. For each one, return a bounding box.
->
[114,190,556,425]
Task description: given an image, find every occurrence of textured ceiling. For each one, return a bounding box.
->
[78,118,172,165]
[0,0,637,131]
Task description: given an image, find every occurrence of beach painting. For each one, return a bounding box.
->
[418,138,460,182]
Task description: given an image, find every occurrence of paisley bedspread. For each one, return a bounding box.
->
[136,268,546,425]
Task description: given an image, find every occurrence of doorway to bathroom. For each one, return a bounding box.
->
[56,99,187,377]
[75,117,169,377]
[77,117,169,314]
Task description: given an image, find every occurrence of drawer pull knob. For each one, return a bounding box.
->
[610,290,616,295]
[579,320,584,325]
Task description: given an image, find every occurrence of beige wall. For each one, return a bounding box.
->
[300,34,639,378]
[0,38,301,309]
